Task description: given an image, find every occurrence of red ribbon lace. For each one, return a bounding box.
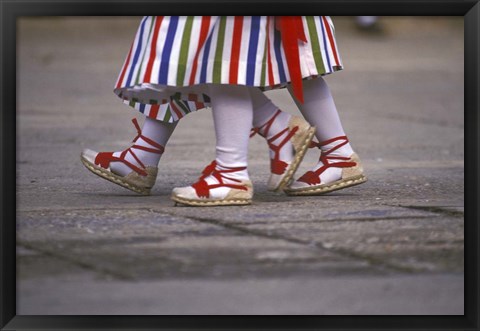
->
[298,136,356,185]
[95,118,165,176]
[191,161,248,198]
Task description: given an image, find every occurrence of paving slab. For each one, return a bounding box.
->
[18,274,463,315]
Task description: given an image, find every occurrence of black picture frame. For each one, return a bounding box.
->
[1,1,478,330]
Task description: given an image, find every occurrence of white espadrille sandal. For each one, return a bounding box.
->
[80,118,163,195]
[250,110,316,192]
[285,136,367,196]
[171,161,253,206]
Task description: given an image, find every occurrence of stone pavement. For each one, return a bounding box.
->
[16,17,464,314]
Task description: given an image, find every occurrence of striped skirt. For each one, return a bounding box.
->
[114,16,343,123]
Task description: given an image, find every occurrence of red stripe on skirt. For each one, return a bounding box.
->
[143,16,164,83]
[322,17,340,66]
[189,16,212,85]
[266,17,274,87]
[228,16,244,84]
[149,104,160,118]
[116,42,135,89]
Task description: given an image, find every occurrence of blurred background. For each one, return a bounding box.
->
[16,17,464,315]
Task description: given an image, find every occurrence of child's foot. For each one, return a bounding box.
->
[80,118,164,195]
[251,110,316,192]
[171,161,253,206]
[285,136,367,195]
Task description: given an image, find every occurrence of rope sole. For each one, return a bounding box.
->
[81,155,152,195]
[273,126,316,192]
[171,195,252,207]
[285,174,367,196]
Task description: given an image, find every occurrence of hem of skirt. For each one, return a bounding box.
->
[116,93,211,123]
[114,66,343,123]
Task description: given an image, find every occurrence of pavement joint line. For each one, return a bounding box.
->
[17,241,134,281]
[17,206,461,275]
[149,209,423,274]
[17,206,158,214]
[230,215,437,226]
[17,208,438,224]
[393,205,464,218]
[19,236,170,247]
[421,240,464,245]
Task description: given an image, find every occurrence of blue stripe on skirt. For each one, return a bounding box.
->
[126,16,148,87]
[319,17,332,72]
[273,28,287,83]
[200,29,214,83]
[246,16,261,85]
[159,16,179,84]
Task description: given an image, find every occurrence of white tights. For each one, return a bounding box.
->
[207,84,252,181]
[289,77,355,183]
[112,77,353,184]
[110,117,176,176]
[290,76,353,156]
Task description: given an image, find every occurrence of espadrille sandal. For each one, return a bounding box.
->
[171,161,253,206]
[250,110,316,192]
[285,136,367,196]
[80,118,163,195]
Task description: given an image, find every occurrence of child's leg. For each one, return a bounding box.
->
[249,88,315,191]
[285,76,366,195]
[293,76,354,155]
[110,117,176,176]
[81,117,176,195]
[171,84,253,206]
[211,85,252,178]
[250,87,293,161]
